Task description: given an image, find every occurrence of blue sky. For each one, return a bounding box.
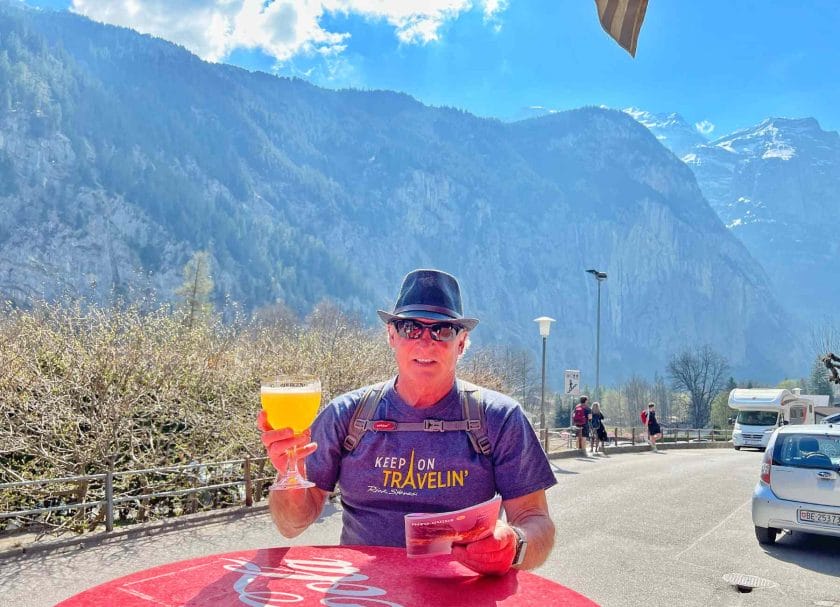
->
[24,1,840,138]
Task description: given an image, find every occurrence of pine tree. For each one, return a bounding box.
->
[807,357,833,396]
[176,251,214,329]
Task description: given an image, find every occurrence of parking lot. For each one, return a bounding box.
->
[1,448,838,606]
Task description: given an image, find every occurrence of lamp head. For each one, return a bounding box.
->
[533,316,555,337]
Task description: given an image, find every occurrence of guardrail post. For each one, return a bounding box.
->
[244,457,253,508]
[105,457,114,532]
[631,427,636,445]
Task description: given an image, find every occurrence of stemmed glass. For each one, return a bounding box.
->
[260,375,321,490]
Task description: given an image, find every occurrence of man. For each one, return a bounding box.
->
[572,395,592,451]
[258,269,556,575]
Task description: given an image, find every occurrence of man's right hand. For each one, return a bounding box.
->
[257,410,318,474]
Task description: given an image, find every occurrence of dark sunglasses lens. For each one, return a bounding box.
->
[394,320,459,342]
[395,320,422,339]
[431,324,459,341]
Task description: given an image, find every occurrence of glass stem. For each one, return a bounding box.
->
[287,446,297,477]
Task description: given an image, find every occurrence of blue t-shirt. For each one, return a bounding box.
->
[307,377,557,547]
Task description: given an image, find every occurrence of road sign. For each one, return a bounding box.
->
[564,370,580,396]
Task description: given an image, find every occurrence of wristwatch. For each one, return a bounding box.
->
[510,526,528,567]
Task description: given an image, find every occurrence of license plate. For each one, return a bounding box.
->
[799,509,840,526]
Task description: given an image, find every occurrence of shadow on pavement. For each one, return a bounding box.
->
[549,462,578,475]
[762,532,840,576]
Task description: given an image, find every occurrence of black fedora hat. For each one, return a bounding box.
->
[377,269,479,330]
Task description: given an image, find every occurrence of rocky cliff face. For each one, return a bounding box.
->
[0,2,802,383]
[0,111,184,303]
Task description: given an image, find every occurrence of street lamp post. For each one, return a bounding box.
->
[534,316,555,453]
[585,269,607,400]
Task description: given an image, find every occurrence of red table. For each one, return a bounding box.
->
[56,545,598,606]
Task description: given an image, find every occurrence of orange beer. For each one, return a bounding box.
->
[260,386,321,433]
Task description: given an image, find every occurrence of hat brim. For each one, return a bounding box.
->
[377,310,478,331]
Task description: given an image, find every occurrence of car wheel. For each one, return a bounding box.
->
[734,446,741,451]
[755,525,779,545]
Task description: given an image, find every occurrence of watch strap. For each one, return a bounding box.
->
[511,525,527,567]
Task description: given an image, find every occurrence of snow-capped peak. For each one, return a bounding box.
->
[708,117,833,161]
[622,107,710,158]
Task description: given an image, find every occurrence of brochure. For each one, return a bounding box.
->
[404,495,502,558]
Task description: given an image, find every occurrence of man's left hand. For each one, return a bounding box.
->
[451,520,517,576]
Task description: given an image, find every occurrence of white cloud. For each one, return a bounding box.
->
[695,119,715,136]
[70,0,505,63]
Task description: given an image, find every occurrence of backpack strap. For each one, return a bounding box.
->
[343,381,387,452]
[457,379,491,456]
[342,379,492,456]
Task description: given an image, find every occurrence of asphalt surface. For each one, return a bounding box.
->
[1,448,838,607]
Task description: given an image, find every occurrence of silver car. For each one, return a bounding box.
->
[820,412,840,425]
[752,423,840,545]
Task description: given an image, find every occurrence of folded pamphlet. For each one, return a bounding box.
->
[404,495,502,558]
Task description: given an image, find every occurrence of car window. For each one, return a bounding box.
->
[736,410,778,425]
[774,434,840,469]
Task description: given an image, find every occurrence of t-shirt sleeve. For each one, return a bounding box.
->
[489,400,557,500]
[305,397,355,493]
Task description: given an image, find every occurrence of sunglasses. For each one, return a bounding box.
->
[392,319,462,342]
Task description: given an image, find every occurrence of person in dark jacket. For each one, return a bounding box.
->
[645,402,662,451]
[590,401,608,454]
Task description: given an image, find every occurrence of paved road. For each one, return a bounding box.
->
[2,448,838,606]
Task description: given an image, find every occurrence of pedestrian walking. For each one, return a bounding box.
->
[590,402,608,453]
[572,395,592,452]
[644,402,662,451]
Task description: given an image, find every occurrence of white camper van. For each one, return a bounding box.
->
[728,389,815,450]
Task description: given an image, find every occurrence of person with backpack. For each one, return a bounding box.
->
[572,395,592,452]
[590,401,608,454]
[643,401,662,451]
[258,269,557,575]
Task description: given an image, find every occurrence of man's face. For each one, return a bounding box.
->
[388,319,468,384]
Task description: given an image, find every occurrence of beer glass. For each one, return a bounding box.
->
[261,375,321,490]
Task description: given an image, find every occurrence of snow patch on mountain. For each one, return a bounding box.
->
[622,108,709,159]
[710,119,802,161]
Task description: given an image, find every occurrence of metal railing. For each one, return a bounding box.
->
[0,456,273,540]
[549,426,732,449]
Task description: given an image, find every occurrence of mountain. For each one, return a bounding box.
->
[682,117,840,324]
[622,108,708,160]
[0,2,803,383]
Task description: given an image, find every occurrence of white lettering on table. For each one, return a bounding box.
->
[222,556,405,607]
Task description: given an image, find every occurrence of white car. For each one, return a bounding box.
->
[752,423,840,545]
[820,412,840,425]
